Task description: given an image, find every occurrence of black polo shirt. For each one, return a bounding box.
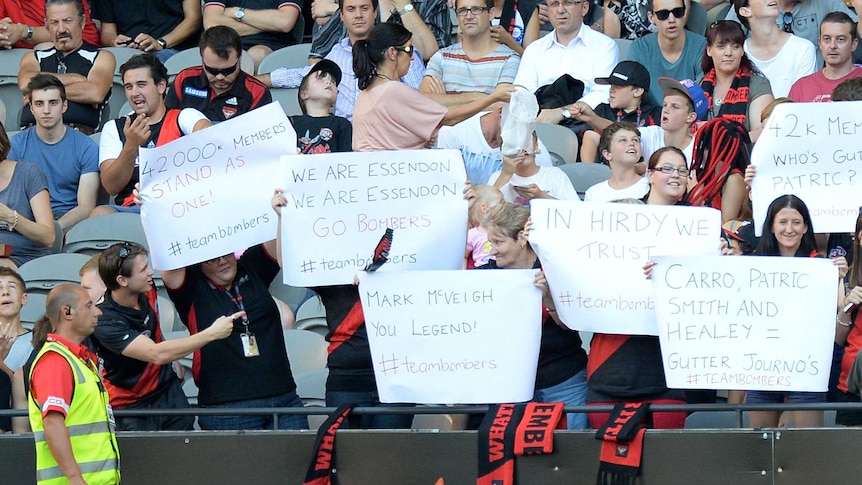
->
[91,0,200,51]
[203,0,303,50]
[165,66,272,122]
[166,245,296,405]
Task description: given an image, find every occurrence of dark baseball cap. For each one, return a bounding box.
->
[304,59,342,86]
[594,61,651,91]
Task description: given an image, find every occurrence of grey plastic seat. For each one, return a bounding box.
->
[19,253,92,295]
[63,213,148,255]
[558,163,612,201]
[258,44,312,74]
[536,122,580,166]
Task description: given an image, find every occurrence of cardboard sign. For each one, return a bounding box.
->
[529,199,721,335]
[139,103,296,270]
[652,255,837,391]
[359,269,542,404]
[280,149,468,286]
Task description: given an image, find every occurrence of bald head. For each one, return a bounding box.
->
[46,284,86,330]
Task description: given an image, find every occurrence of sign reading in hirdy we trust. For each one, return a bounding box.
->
[751,101,862,235]
[139,103,296,270]
[529,199,721,335]
[359,269,542,404]
[280,149,468,286]
[651,255,836,391]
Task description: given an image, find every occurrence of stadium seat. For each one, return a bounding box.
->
[269,88,301,116]
[536,123,580,165]
[21,293,47,330]
[614,38,632,60]
[102,47,141,83]
[258,44,312,74]
[269,270,314,312]
[686,1,708,36]
[296,296,325,321]
[19,253,92,295]
[0,78,25,131]
[558,162,612,200]
[294,368,327,402]
[0,49,28,77]
[283,328,328,375]
[63,213,148,255]
[107,80,130,120]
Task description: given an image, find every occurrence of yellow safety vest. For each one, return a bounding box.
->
[29,340,121,485]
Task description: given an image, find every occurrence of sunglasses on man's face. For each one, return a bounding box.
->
[203,61,239,77]
[653,6,685,21]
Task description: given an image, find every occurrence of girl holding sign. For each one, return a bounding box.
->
[593,147,690,429]
[479,202,589,429]
[351,22,514,151]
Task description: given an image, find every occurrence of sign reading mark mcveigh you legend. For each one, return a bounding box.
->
[280,149,468,287]
[652,255,836,391]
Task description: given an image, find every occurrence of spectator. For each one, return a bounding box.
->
[487,131,580,205]
[166,26,272,122]
[687,116,750,223]
[479,202,589,429]
[734,0,815,98]
[203,0,305,70]
[28,284,120,485]
[351,22,511,151]
[290,60,353,153]
[436,105,554,185]
[420,0,520,106]
[592,147,690,430]
[91,0,202,63]
[93,54,211,216]
[832,77,862,102]
[310,0,450,62]
[0,121,55,268]
[725,0,858,67]
[584,122,649,202]
[0,0,100,49]
[158,191,308,431]
[490,0,543,52]
[788,12,862,103]
[464,184,503,268]
[258,0,426,121]
[9,74,100,232]
[79,252,106,304]
[0,268,34,434]
[18,0,115,134]
[626,0,706,107]
[699,19,773,140]
[638,77,706,164]
[93,241,238,431]
[514,0,618,123]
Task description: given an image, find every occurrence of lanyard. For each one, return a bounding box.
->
[616,108,642,127]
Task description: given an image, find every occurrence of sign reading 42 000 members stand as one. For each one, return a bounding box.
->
[652,255,836,392]
[751,101,862,235]
[529,200,721,335]
[359,269,542,404]
[139,103,296,270]
[280,150,468,286]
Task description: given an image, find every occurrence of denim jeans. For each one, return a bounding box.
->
[198,390,309,430]
[326,390,414,429]
[533,369,588,430]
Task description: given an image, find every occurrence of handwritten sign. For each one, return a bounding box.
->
[752,101,862,235]
[529,199,721,335]
[139,103,296,270]
[652,255,836,391]
[280,150,468,286]
[359,269,542,404]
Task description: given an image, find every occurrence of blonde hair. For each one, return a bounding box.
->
[469,185,504,227]
[482,202,529,240]
[760,97,793,123]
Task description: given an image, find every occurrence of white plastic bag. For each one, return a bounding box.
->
[501,86,538,157]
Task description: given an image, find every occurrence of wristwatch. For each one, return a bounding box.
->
[235,7,245,21]
[561,107,572,119]
[157,38,168,49]
[25,25,34,43]
[396,3,414,15]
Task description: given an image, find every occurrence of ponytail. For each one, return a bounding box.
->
[31,315,52,351]
[352,21,413,91]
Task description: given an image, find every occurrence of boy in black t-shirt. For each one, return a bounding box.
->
[563,61,662,163]
[289,59,353,154]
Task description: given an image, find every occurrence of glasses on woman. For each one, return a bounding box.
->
[455,6,490,16]
[393,45,414,55]
[651,165,690,176]
[782,12,793,33]
[653,6,686,21]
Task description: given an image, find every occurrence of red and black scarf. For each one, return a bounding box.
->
[701,65,751,128]
[303,404,355,485]
[595,402,651,485]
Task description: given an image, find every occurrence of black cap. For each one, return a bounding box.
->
[305,59,342,86]
[594,61,651,91]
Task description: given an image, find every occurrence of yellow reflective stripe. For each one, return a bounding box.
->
[36,458,119,481]
[33,421,112,442]
[43,343,87,384]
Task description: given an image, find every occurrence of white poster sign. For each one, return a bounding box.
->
[652,255,836,391]
[139,103,296,270]
[280,150,468,286]
[359,269,542,404]
[529,199,721,335]
[751,101,862,235]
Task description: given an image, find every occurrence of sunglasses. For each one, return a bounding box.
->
[203,60,239,77]
[118,243,134,262]
[781,11,793,33]
[653,6,686,21]
[393,45,414,55]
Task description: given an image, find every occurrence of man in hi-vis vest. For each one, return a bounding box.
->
[29,284,120,485]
